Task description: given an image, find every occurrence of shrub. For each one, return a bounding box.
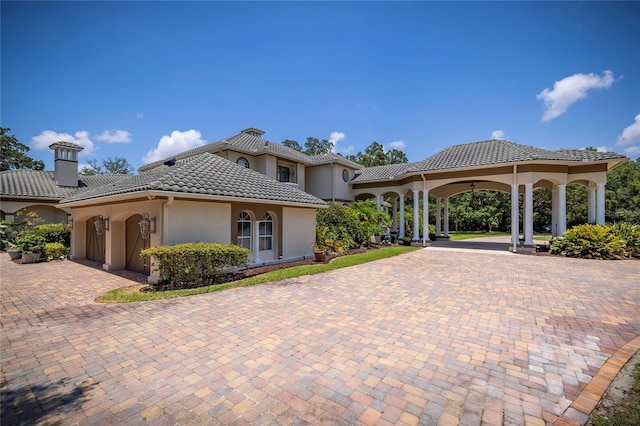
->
[141,243,249,289]
[610,222,640,258]
[31,223,71,247]
[550,224,627,260]
[15,233,46,255]
[350,199,391,244]
[44,242,67,261]
[316,202,363,250]
[316,224,354,255]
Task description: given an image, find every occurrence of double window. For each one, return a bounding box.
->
[259,213,273,251]
[237,211,251,249]
[237,212,273,251]
[277,166,290,183]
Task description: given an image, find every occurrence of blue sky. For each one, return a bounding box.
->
[2,1,639,172]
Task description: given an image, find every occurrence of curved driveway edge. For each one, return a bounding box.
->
[1,250,639,425]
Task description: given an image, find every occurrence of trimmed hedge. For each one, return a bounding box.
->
[44,242,67,261]
[141,243,250,289]
[31,224,71,247]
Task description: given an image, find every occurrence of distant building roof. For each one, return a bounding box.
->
[139,128,314,172]
[0,170,127,200]
[61,153,327,207]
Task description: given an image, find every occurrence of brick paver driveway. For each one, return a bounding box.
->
[1,249,639,426]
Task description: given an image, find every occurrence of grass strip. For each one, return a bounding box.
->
[96,246,419,303]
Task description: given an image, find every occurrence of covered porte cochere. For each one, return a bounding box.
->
[350,140,627,251]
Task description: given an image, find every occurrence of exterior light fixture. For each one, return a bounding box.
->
[138,213,156,240]
[94,214,109,235]
[470,182,475,192]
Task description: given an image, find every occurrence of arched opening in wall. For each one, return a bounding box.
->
[259,212,276,260]
[566,182,589,228]
[86,216,105,263]
[126,214,150,275]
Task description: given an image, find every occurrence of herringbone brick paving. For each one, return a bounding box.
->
[0,248,638,425]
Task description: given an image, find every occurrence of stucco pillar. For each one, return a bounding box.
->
[443,197,450,237]
[524,183,534,245]
[399,195,405,238]
[511,183,519,251]
[558,184,567,235]
[422,189,430,244]
[596,183,605,225]
[375,194,382,208]
[551,189,558,237]
[435,197,442,237]
[253,221,261,263]
[587,187,596,223]
[412,190,420,241]
[391,197,398,233]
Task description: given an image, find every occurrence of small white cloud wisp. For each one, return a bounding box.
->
[491,130,505,140]
[95,129,132,143]
[142,130,206,164]
[616,114,640,158]
[386,140,406,151]
[30,130,95,156]
[537,70,616,121]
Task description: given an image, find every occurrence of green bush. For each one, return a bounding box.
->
[141,243,249,289]
[44,242,67,261]
[15,233,46,255]
[610,222,640,258]
[550,224,627,260]
[31,223,71,247]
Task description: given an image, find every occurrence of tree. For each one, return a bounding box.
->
[80,157,134,175]
[281,137,334,155]
[0,127,45,171]
[347,141,408,167]
[282,139,303,152]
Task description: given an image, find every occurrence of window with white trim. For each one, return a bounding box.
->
[259,213,273,251]
[237,211,251,249]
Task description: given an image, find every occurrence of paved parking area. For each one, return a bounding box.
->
[1,249,639,425]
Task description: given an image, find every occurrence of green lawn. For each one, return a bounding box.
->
[96,246,420,303]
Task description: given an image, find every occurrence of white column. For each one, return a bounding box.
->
[412,190,420,240]
[375,194,382,208]
[422,189,430,244]
[253,221,261,263]
[524,183,534,245]
[443,197,450,237]
[558,184,567,235]
[391,197,398,233]
[399,195,405,238]
[551,189,558,237]
[511,183,519,251]
[596,183,605,225]
[587,187,596,223]
[435,197,442,237]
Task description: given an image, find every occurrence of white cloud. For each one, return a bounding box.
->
[329,131,345,144]
[617,114,640,146]
[595,146,609,153]
[537,70,616,121]
[623,145,640,157]
[386,140,406,151]
[95,129,132,143]
[491,130,505,140]
[30,130,95,156]
[142,129,205,164]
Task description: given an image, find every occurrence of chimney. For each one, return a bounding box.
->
[241,127,265,137]
[49,141,84,187]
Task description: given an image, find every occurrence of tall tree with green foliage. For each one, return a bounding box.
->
[606,158,640,223]
[281,137,334,155]
[80,157,134,175]
[0,127,45,171]
[347,141,408,166]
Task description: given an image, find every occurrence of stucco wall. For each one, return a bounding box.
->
[165,200,231,245]
[282,207,316,259]
[255,155,277,180]
[305,165,355,202]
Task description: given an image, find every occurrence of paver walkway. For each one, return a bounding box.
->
[1,249,639,425]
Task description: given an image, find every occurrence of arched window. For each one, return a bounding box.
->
[259,213,273,251]
[237,211,251,249]
[237,157,250,168]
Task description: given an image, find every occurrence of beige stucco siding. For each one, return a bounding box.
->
[165,200,231,245]
[306,165,355,201]
[281,207,316,259]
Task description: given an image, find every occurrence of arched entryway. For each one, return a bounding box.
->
[86,216,105,263]
[126,214,150,274]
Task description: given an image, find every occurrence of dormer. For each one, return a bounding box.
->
[49,141,83,187]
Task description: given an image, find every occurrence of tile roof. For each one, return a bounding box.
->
[308,153,363,169]
[48,141,84,151]
[0,170,127,200]
[139,128,313,172]
[61,153,327,207]
[352,140,627,182]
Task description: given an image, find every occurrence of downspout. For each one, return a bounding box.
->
[331,163,336,202]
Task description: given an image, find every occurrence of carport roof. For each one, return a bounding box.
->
[60,153,327,207]
[352,139,627,182]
